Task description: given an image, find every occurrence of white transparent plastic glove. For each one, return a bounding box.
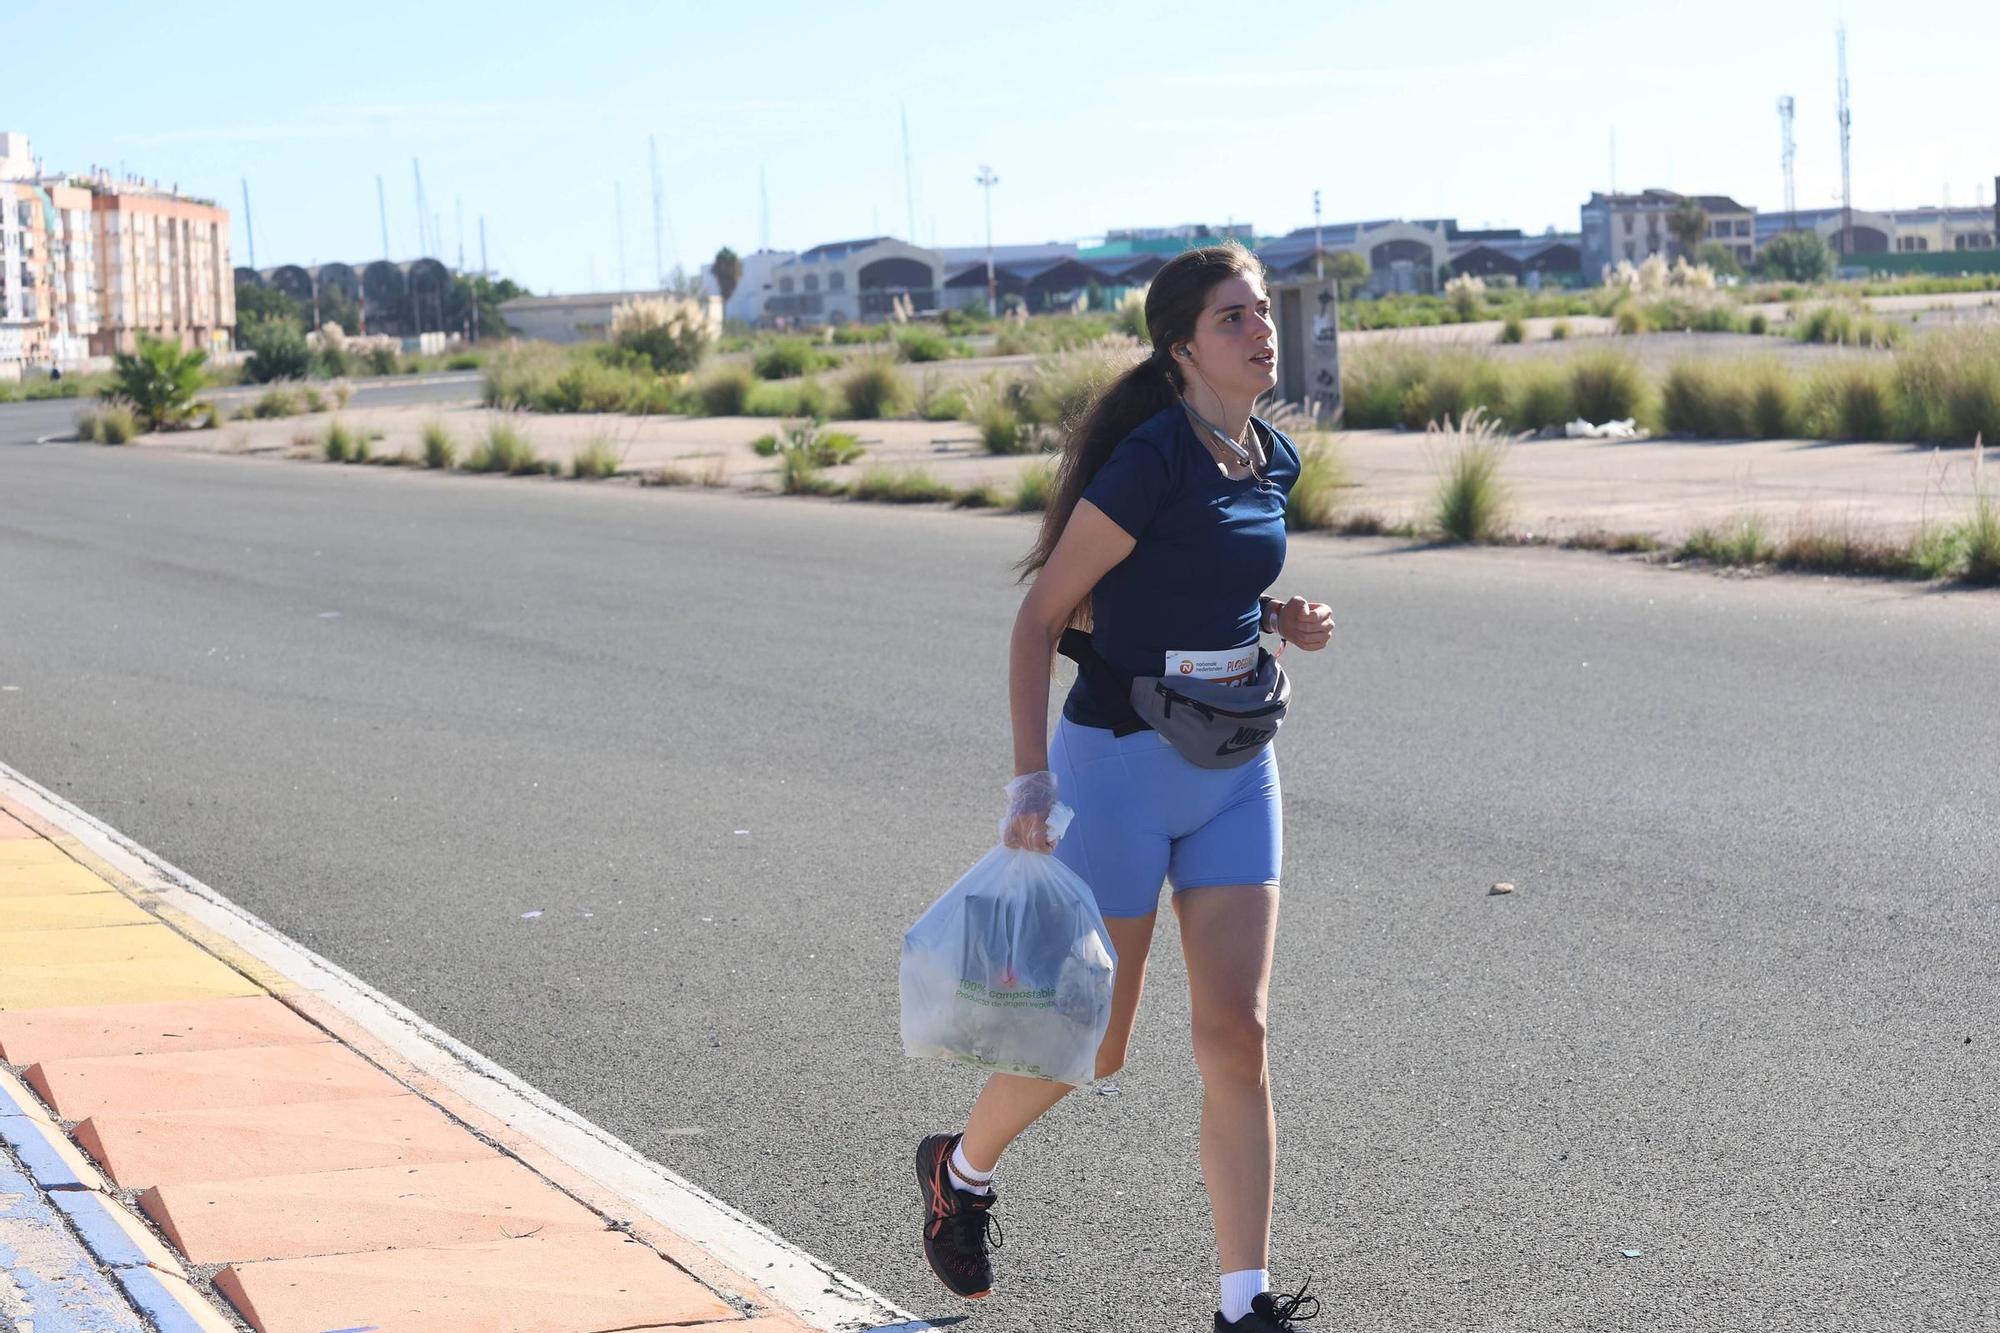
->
[1000,770,1073,852]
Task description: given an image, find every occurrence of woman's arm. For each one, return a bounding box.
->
[1004,500,1136,849]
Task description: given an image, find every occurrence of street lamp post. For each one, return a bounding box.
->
[976,165,999,315]
[1313,190,1324,281]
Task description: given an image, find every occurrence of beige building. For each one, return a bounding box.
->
[0,132,232,372]
[1581,189,1756,277]
[84,172,233,358]
[1,132,99,368]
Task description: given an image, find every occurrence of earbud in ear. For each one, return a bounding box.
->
[1177,346,1192,359]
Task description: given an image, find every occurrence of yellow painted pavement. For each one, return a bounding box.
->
[0,921,265,1010]
[0,892,156,931]
[0,862,113,896]
[0,840,80,867]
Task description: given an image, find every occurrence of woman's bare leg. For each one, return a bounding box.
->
[1173,883,1280,1274]
[958,911,1158,1171]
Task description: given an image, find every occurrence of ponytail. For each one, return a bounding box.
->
[1014,349,1180,604]
[1015,242,1266,624]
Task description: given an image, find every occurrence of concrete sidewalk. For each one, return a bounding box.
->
[0,783,915,1333]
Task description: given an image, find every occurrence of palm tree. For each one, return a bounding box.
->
[712,247,743,303]
[1668,200,1710,263]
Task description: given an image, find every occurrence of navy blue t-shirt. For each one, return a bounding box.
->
[1062,405,1300,730]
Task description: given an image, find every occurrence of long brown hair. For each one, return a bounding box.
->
[1016,242,1267,609]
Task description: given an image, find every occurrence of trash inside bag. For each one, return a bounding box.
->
[901,809,1116,1087]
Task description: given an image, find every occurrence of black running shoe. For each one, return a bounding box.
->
[915,1132,1001,1299]
[1215,1277,1320,1330]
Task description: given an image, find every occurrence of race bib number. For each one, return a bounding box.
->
[1165,647,1258,685]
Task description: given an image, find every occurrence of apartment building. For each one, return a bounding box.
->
[0,131,99,368]
[85,172,233,357]
[1581,189,1757,277]
[0,132,232,371]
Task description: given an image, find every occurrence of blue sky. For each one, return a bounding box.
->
[20,0,1997,294]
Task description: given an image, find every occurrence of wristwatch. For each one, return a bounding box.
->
[1259,597,1281,634]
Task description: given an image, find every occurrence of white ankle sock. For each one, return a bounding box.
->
[1220,1269,1270,1323]
[946,1141,994,1196]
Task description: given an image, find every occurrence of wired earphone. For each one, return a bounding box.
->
[1173,344,1274,492]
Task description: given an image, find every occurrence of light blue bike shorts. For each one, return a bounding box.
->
[1049,717,1283,920]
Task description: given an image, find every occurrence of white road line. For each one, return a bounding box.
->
[0,759,933,1333]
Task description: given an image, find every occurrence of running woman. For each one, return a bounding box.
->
[915,244,1336,1331]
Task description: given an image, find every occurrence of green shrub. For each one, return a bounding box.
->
[1907,523,1965,580]
[313,342,352,378]
[248,386,303,418]
[1113,290,1149,341]
[1613,303,1647,336]
[1661,359,1797,438]
[421,420,457,469]
[1772,516,1912,579]
[838,355,912,419]
[323,418,356,462]
[111,334,207,429]
[742,376,827,417]
[75,403,132,443]
[1020,342,1137,432]
[1011,460,1055,512]
[1497,314,1526,344]
[468,421,547,474]
[302,386,327,413]
[828,323,892,345]
[766,419,864,469]
[965,375,1032,453]
[1431,409,1510,542]
[894,327,956,363]
[1802,361,1896,440]
[1284,439,1349,531]
[1747,311,1770,336]
[751,432,780,457]
[817,431,865,465]
[1341,346,1430,429]
[777,438,844,495]
[1549,320,1571,341]
[1681,513,1773,565]
[484,344,680,415]
[243,318,312,383]
[753,338,836,380]
[1793,304,1902,349]
[1507,362,1574,432]
[610,296,710,373]
[570,438,621,479]
[1401,350,1507,431]
[850,466,955,503]
[695,365,757,416]
[954,482,1003,509]
[1568,349,1645,425]
[1891,327,2000,445]
[446,353,483,371]
[1963,491,2000,584]
[920,382,969,421]
[364,345,401,375]
[351,429,374,463]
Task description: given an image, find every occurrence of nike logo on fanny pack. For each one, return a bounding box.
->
[1214,725,1272,757]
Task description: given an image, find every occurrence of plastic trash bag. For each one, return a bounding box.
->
[900,806,1117,1087]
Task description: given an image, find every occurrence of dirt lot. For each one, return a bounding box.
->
[130,390,1993,550]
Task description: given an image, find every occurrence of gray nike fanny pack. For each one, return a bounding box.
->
[1059,629,1290,770]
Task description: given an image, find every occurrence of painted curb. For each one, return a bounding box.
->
[0,1161,147,1333]
[49,1188,183,1275]
[0,760,935,1333]
[114,1265,238,1333]
[0,1113,102,1192]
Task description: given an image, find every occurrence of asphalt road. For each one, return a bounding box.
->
[0,371,482,447]
[1,441,1996,1332]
